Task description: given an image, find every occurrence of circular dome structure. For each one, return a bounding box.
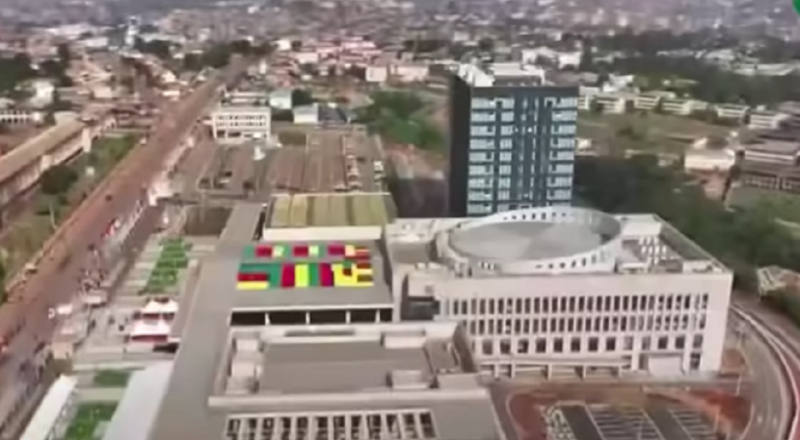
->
[437,207,623,275]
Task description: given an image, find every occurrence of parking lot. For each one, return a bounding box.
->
[504,385,722,440]
[262,127,384,194]
[557,404,718,440]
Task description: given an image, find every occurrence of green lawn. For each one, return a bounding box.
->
[729,186,800,233]
[142,238,191,294]
[64,403,117,440]
[92,370,131,387]
[577,111,735,155]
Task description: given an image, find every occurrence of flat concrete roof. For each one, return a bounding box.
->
[0,119,84,184]
[150,205,459,440]
[151,256,496,440]
[269,194,395,228]
[449,221,606,262]
[102,362,173,440]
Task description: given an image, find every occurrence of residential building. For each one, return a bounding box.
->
[683,148,736,173]
[714,104,749,122]
[0,109,42,125]
[633,92,666,112]
[293,51,319,65]
[211,104,271,141]
[391,64,428,83]
[293,104,319,125]
[365,65,388,83]
[738,140,800,193]
[591,93,629,114]
[447,63,578,217]
[747,109,790,131]
[269,89,293,110]
[661,98,709,116]
[520,47,582,70]
[28,80,55,108]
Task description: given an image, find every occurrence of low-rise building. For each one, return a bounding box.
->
[591,93,629,114]
[269,89,293,110]
[684,148,736,173]
[293,104,319,125]
[714,104,749,122]
[748,109,790,131]
[211,103,272,141]
[661,98,709,116]
[365,65,388,83]
[0,109,42,125]
[634,92,667,111]
[391,64,429,83]
[738,140,800,193]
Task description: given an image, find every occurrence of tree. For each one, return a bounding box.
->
[589,100,605,114]
[56,44,71,67]
[271,110,293,122]
[575,155,800,289]
[135,38,172,60]
[478,38,494,52]
[229,40,252,55]
[0,54,35,94]
[40,164,78,196]
[292,89,315,106]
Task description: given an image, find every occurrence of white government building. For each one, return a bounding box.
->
[228,204,733,379]
[385,206,732,378]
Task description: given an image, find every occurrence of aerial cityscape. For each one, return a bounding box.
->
[0,1,798,440]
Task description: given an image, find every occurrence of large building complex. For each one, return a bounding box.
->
[121,203,729,440]
[447,63,579,217]
[386,207,732,377]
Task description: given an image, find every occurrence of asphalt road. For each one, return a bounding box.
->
[728,311,789,440]
[0,59,247,432]
[733,298,800,440]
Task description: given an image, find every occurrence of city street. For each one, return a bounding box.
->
[0,59,247,436]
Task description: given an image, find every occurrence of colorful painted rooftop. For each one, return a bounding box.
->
[237,242,375,290]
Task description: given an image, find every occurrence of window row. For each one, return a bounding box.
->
[468,164,515,176]
[225,411,436,440]
[475,333,703,356]
[471,98,515,109]
[469,124,577,137]
[468,151,516,163]
[469,137,576,151]
[470,111,517,123]
[447,293,711,316]
[547,189,572,201]
[462,313,707,336]
[470,97,577,110]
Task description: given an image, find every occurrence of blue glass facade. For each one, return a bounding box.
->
[448,75,578,217]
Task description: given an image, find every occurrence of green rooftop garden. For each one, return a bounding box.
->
[92,369,131,387]
[64,403,117,440]
[142,238,192,294]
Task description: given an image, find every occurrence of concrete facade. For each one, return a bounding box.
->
[385,207,733,378]
[211,105,272,141]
